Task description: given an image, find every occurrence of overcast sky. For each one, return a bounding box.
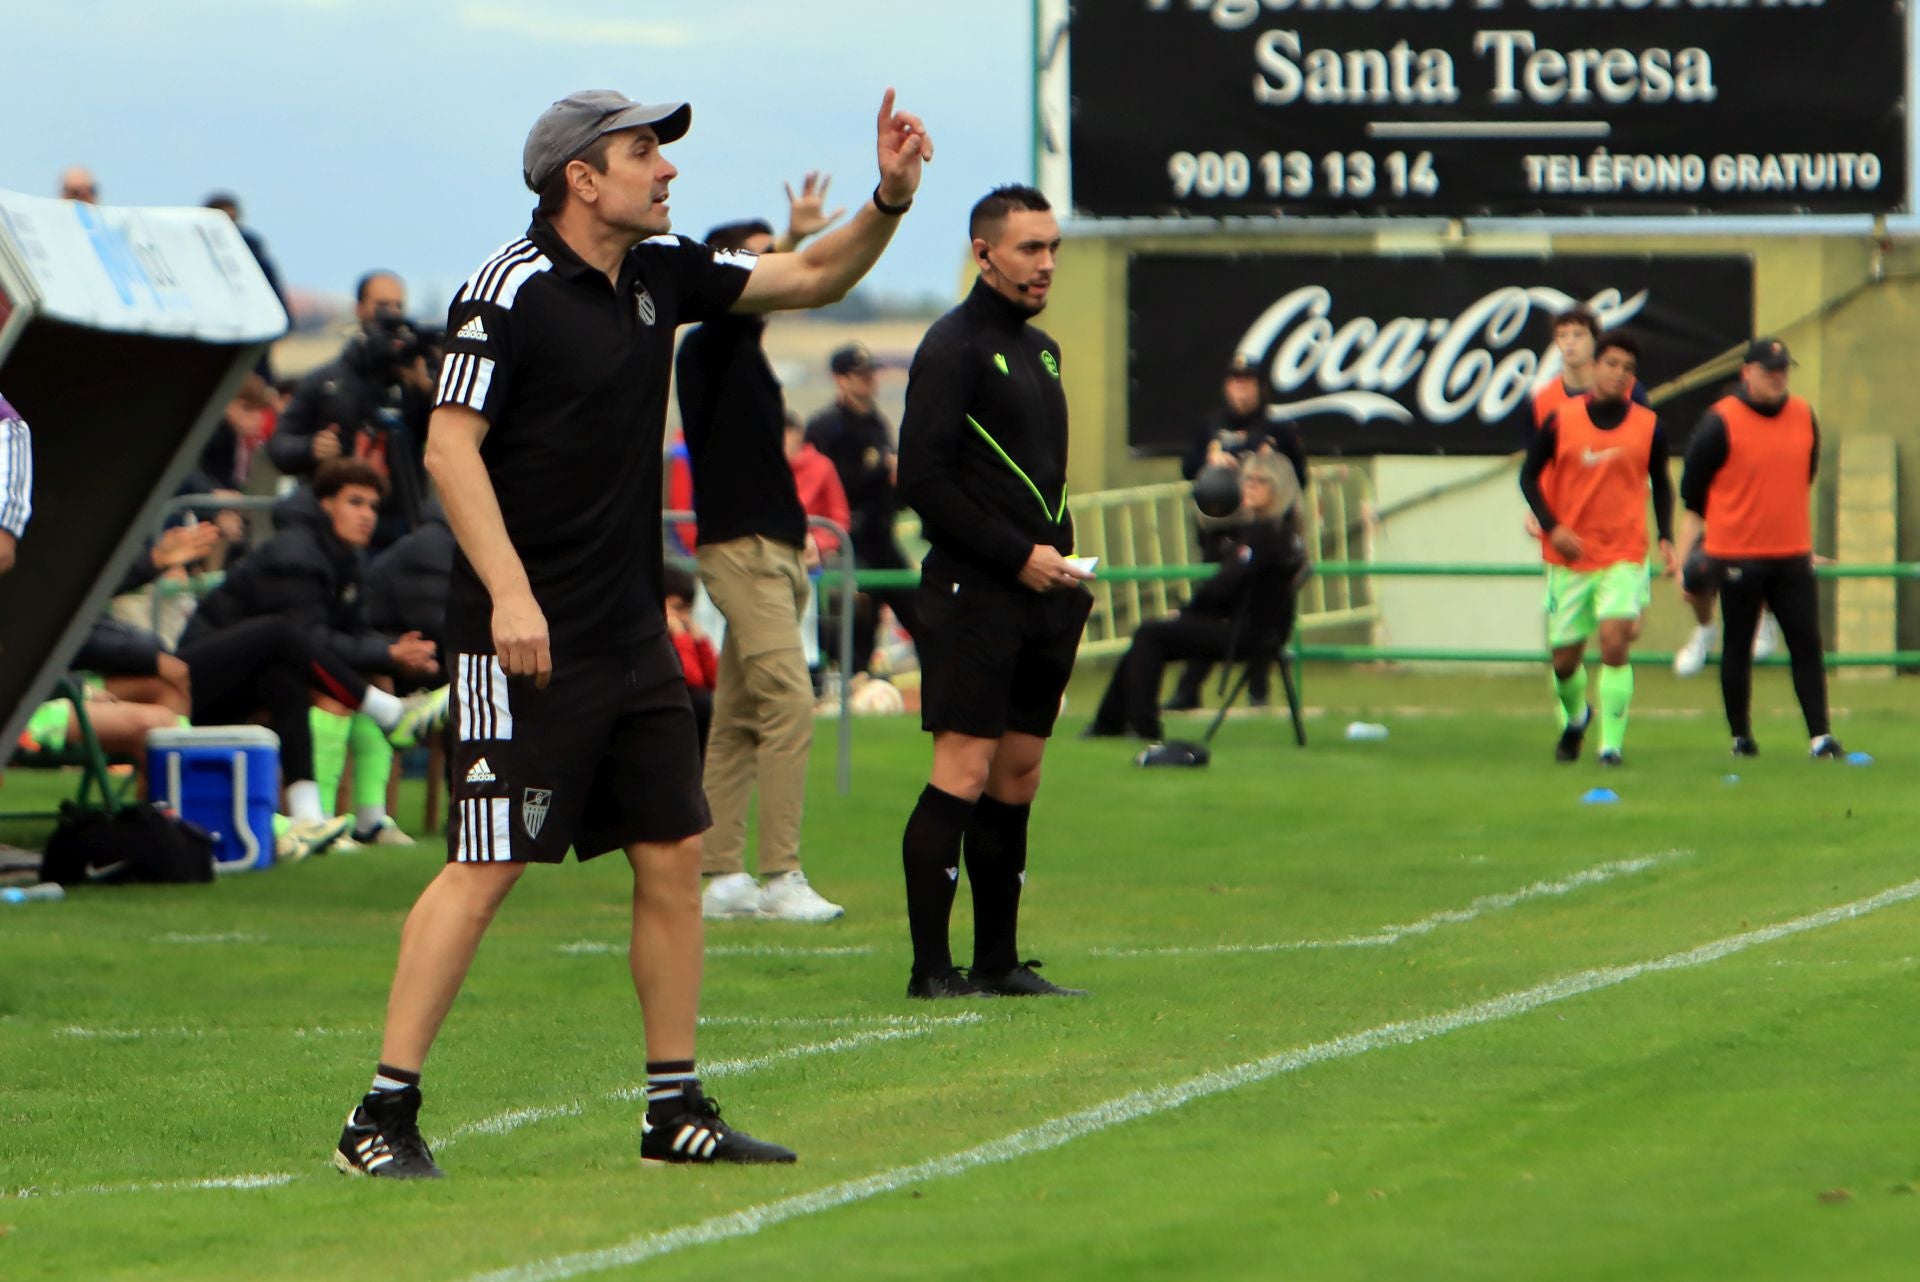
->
[3,0,1030,313]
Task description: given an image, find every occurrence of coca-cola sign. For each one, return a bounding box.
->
[1127,253,1754,456]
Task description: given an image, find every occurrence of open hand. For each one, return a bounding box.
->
[784,172,845,243]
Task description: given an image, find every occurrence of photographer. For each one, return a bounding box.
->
[1085,454,1308,742]
[270,271,439,548]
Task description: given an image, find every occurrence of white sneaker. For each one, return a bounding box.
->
[276,815,353,862]
[1752,613,1779,660]
[702,872,765,919]
[1673,624,1715,677]
[354,816,417,848]
[760,870,845,923]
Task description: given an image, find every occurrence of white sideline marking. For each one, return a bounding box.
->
[558,940,875,958]
[1096,852,1684,959]
[158,932,266,944]
[18,1173,297,1198]
[445,1020,982,1146]
[55,1025,206,1040]
[437,1105,586,1151]
[464,875,1920,1282]
[606,1022,977,1101]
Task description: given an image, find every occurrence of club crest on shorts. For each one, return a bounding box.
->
[522,788,553,839]
[635,287,656,326]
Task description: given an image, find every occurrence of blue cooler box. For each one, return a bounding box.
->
[147,726,281,873]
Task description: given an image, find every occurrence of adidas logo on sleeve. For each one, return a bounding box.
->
[455,316,489,343]
[465,757,497,784]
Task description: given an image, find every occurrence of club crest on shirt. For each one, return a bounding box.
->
[523,788,553,839]
[1040,351,1059,379]
[635,287,656,326]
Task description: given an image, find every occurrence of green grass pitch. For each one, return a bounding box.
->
[2,664,1916,1281]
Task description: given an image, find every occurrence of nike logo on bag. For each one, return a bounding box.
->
[465,757,497,784]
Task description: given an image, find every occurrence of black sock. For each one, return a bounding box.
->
[965,794,1031,975]
[902,783,974,979]
[644,1059,699,1115]
[369,1062,420,1095]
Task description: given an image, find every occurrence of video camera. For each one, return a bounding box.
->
[350,312,445,381]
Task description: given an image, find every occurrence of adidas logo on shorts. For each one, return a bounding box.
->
[456,316,489,343]
[465,757,497,784]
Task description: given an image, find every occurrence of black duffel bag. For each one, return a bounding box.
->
[40,802,216,886]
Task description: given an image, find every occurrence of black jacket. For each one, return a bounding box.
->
[805,401,899,553]
[1181,408,1309,487]
[364,501,455,650]
[179,492,395,674]
[898,280,1073,590]
[1187,518,1307,646]
[270,337,429,539]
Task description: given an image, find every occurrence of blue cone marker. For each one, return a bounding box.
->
[1846,751,1874,767]
[1580,787,1621,805]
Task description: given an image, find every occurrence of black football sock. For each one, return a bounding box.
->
[369,1063,420,1095]
[644,1060,699,1116]
[964,794,1031,975]
[902,783,974,979]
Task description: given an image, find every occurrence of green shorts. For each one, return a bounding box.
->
[1544,562,1650,649]
[24,701,71,753]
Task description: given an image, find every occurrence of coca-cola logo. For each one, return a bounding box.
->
[1234,285,1649,427]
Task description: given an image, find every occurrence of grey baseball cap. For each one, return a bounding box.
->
[522,90,692,191]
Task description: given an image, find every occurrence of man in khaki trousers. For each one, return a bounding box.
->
[672,190,847,923]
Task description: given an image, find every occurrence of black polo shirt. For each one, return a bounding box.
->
[673,314,807,549]
[434,214,755,657]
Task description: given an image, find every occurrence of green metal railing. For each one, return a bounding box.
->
[819,559,1920,668]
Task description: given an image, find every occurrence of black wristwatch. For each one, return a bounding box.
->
[872,184,912,216]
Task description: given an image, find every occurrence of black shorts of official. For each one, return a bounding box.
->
[915,572,1092,740]
[1682,543,1724,597]
[445,634,710,864]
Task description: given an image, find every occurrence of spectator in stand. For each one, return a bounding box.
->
[787,408,851,689]
[0,392,30,577]
[198,374,279,494]
[207,193,289,380]
[663,565,718,756]
[270,271,436,549]
[805,342,920,677]
[58,167,98,203]
[179,459,446,849]
[786,408,850,562]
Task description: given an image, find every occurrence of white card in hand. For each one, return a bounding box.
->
[1065,556,1099,576]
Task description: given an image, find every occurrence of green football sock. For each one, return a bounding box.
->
[349,713,394,816]
[1552,665,1589,730]
[1599,663,1634,754]
[310,708,352,817]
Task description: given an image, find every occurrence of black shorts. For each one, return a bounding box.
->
[74,617,164,677]
[1682,544,1724,597]
[446,635,709,864]
[915,573,1092,739]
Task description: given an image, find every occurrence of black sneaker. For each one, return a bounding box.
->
[640,1085,796,1165]
[1597,748,1623,768]
[334,1086,445,1179]
[1555,707,1593,763]
[906,968,996,999]
[1810,734,1845,760]
[969,960,1089,998]
[1731,736,1760,758]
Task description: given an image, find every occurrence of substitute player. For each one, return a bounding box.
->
[1519,331,1675,767]
[1677,338,1841,759]
[330,87,932,1177]
[894,184,1092,1000]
